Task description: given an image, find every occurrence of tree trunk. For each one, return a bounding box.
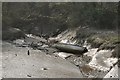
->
[52,43,88,54]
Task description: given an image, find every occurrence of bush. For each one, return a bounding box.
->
[87,31,120,49]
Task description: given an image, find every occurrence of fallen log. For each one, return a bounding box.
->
[52,43,88,54]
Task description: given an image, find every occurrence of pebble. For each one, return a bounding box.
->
[27,75,31,77]
[41,68,48,71]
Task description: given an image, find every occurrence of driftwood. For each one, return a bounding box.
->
[52,43,88,54]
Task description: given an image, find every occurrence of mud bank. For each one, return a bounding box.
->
[2,27,119,78]
[2,41,82,78]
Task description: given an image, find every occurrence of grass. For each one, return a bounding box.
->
[76,28,120,50]
[88,33,120,50]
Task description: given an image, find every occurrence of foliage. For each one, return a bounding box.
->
[87,31,120,49]
[2,2,118,35]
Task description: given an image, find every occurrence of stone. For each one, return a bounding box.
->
[83,48,98,63]
[88,50,118,72]
[104,65,118,78]
[54,52,73,59]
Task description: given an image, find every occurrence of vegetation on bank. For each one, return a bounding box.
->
[2,2,119,53]
[74,27,119,50]
[3,2,118,34]
[87,32,120,49]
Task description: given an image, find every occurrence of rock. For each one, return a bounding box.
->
[83,48,98,63]
[15,54,17,56]
[80,64,109,78]
[41,44,49,48]
[80,65,94,76]
[48,37,59,44]
[13,39,25,47]
[88,50,118,72]
[104,65,118,78]
[60,40,68,44]
[54,52,73,59]
[25,34,47,45]
[83,40,91,49]
[41,68,48,71]
[60,39,77,45]
[27,75,31,77]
